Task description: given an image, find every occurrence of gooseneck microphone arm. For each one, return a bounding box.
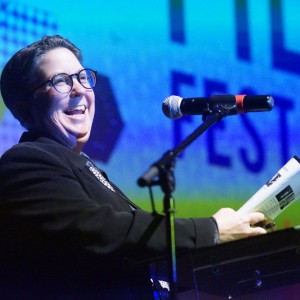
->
[137,106,231,188]
[137,107,232,300]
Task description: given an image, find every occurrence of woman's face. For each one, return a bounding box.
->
[33,47,95,152]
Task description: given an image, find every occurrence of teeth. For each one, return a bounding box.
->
[66,105,86,115]
[72,105,85,112]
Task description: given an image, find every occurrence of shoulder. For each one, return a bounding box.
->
[0,136,84,170]
[1,138,64,161]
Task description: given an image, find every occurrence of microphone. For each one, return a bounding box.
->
[162,94,274,119]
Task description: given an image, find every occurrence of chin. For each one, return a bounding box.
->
[76,132,90,145]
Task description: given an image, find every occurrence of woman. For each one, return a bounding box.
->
[0,35,266,299]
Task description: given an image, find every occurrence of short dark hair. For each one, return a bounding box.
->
[0,35,82,128]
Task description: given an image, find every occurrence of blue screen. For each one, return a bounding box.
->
[1,0,300,229]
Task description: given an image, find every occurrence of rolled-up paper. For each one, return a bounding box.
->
[238,156,300,220]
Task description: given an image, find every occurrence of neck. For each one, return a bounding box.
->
[28,127,83,153]
[73,141,84,153]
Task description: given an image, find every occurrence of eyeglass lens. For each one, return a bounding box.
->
[52,69,96,93]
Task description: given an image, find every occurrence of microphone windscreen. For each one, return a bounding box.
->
[162,95,182,119]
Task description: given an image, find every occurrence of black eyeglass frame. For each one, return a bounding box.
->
[32,68,97,94]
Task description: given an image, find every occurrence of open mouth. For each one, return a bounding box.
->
[65,105,86,115]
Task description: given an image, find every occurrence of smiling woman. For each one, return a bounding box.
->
[31,47,96,152]
[1,41,97,152]
[0,35,267,299]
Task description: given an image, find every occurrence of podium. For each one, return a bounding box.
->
[175,227,300,299]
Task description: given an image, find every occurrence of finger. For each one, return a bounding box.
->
[247,211,266,224]
[248,226,267,236]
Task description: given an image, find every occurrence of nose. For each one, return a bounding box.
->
[70,77,86,96]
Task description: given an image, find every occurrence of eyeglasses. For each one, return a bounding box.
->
[32,68,97,94]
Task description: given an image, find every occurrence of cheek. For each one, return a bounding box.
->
[32,95,60,125]
[87,91,96,117]
[31,99,49,122]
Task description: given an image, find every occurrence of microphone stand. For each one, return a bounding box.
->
[139,108,233,299]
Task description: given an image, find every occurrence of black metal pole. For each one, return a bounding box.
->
[159,155,177,299]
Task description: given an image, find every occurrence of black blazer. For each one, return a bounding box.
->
[0,132,218,299]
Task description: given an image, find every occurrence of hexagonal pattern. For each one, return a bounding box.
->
[86,73,124,163]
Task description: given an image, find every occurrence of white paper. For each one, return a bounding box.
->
[238,156,300,220]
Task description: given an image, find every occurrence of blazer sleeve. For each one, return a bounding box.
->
[0,142,219,261]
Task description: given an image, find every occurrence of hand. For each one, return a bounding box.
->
[212,208,267,243]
